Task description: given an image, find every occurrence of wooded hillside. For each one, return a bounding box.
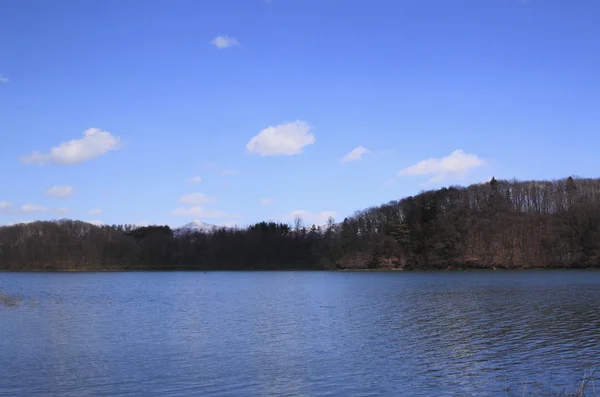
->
[1,177,599,271]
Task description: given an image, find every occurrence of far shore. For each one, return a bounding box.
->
[1,266,599,273]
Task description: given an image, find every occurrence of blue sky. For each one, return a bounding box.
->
[1,0,599,228]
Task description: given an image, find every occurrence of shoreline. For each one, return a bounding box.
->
[1,266,599,273]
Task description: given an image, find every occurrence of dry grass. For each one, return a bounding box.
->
[0,290,23,307]
[559,366,598,397]
[501,366,598,397]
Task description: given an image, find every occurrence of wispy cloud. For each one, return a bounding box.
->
[1,201,68,215]
[20,128,122,165]
[0,201,12,213]
[20,204,48,214]
[179,193,217,205]
[88,208,103,215]
[341,146,370,163]
[171,206,236,218]
[259,198,276,206]
[0,75,8,84]
[211,35,239,49]
[397,149,485,185]
[188,176,202,184]
[45,185,75,199]
[246,121,315,156]
[3,220,35,227]
[220,169,239,176]
[383,177,397,187]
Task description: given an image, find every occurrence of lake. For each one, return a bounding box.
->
[1,271,599,396]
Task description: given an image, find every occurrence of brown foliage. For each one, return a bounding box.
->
[1,177,599,271]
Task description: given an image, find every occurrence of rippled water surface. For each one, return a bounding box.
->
[1,271,599,396]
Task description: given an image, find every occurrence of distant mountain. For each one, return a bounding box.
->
[174,220,227,235]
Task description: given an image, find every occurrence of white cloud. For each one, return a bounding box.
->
[188,176,202,184]
[179,193,217,205]
[171,206,232,218]
[0,201,12,213]
[341,146,370,163]
[88,220,104,226]
[45,185,75,199]
[259,198,276,206]
[88,208,103,215]
[246,121,315,156]
[0,75,8,84]
[284,210,337,226]
[211,35,239,49]
[397,149,485,184]
[55,207,70,214]
[20,128,122,165]
[20,204,48,213]
[135,220,151,227]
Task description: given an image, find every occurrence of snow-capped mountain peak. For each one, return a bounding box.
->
[175,220,219,233]
[173,220,235,235]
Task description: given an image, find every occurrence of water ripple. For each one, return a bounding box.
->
[1,270,599,396]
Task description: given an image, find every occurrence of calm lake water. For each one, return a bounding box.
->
[1,271,599,396]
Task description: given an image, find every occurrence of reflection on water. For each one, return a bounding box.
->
[1,271,599,396]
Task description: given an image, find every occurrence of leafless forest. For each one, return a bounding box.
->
[1,177,599,271]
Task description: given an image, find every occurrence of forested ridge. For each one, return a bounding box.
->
[2,176,600,271]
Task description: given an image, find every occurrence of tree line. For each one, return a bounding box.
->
[1,176,599,271]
